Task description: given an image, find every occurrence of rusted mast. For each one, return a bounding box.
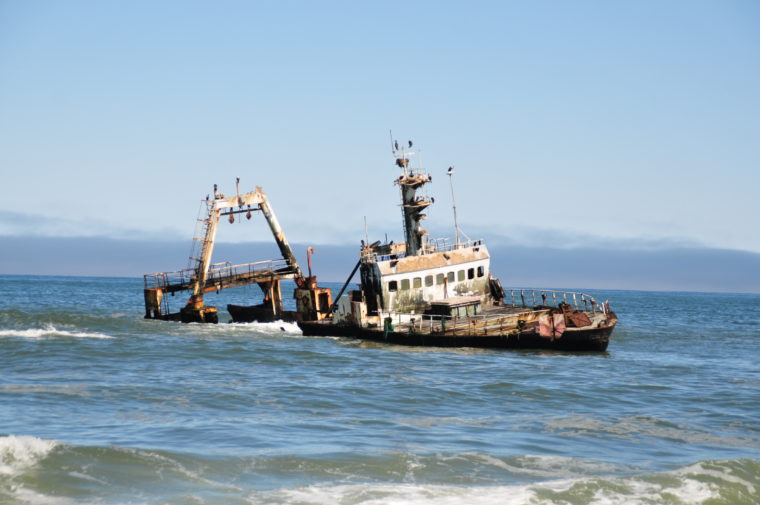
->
[394,143,432,256]
[182,184,306,322]
[190,206,221,305]
[144,179,322,324]
[183,188,225,322]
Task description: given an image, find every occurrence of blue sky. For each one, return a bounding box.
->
[1,0,759,255]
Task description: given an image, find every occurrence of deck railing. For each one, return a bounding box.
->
[505,288,608,313]
[364,237,485,262]
[144,259,292,290]
[373,288,609,333]
[379,310,531,335]
[424,237,485,254]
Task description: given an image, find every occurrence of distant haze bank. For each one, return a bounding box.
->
[2,236,759,294]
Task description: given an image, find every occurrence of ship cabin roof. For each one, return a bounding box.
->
[363,239,490,276]
[427,296,482,317]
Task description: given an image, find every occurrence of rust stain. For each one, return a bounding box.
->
[378,246,489,275]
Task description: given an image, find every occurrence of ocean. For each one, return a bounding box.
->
[1,274,758,504]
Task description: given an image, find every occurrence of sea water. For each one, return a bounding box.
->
[1,275,758,504]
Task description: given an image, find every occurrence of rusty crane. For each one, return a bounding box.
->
[143,180,332,323]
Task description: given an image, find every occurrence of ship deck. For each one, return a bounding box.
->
[381,303,554,336]
[299,302,616,351]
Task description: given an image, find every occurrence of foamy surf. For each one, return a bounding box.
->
[251,474,721,505]
[0,324,113,339]
[184,320,304,337]
[0,436,58,476]
[0,441,756,505]
[228,320,303,336]
[438,453,623,480]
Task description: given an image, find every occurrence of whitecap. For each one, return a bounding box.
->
[248,478,721,505]
[0,324,113,339]
[249,483,552,505]
[0,435,58,476]
[675,460,757,497]
[244,460,741,505]
[185,320,303,337]
[227,320,303,336]
[587,477,716,505]
[10,486,104,505]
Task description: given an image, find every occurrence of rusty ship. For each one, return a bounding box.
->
[296,141,617,351]
[143,180,332,325]
[143,143,616,351]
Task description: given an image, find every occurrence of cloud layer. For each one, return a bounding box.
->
[2,235,758,294]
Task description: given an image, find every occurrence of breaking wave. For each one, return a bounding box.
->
[1,437,757,505]
[175,319,304,338]
[0,324,113,339]
[222,320,302,336]
[252,478,720,505]
[0,436,58,477]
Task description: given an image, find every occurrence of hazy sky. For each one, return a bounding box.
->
[1,1,758,253]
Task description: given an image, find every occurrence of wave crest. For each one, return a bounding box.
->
[0,324,112,339]
[1,443,757,505]
[0,436,58,476]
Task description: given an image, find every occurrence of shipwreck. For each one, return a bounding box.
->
[143,142,617,351]
[296,140,617,351]
[143,179,331,324]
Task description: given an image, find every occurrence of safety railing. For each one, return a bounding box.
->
[378,310,537,335]
[143,259,293,290]
[374,289,609,332]
[505,288,607,313]
[363,237,486,262]
[424,237,485,254]
[205,259,292,285]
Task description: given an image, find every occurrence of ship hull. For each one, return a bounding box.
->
[227,304,299,323]
[298,317,615,352]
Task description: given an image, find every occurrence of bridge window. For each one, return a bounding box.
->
[388,280,398,292]
[457,270,465,282]
[447,272,455,283]
[436,273,445,285]
[468,268,475,280]
[477,266,485,277]
[425,275,434,287]
[413,277,422,289]
[401,279,410,290]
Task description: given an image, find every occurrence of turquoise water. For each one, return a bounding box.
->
[1,275,759,504]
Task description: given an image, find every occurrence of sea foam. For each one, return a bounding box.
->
[0,435,58,476]
[228,320,303,336]
[250,475,722,505]
[242,458,760,505]
[0,324,112,339]
[186,320,304,337]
